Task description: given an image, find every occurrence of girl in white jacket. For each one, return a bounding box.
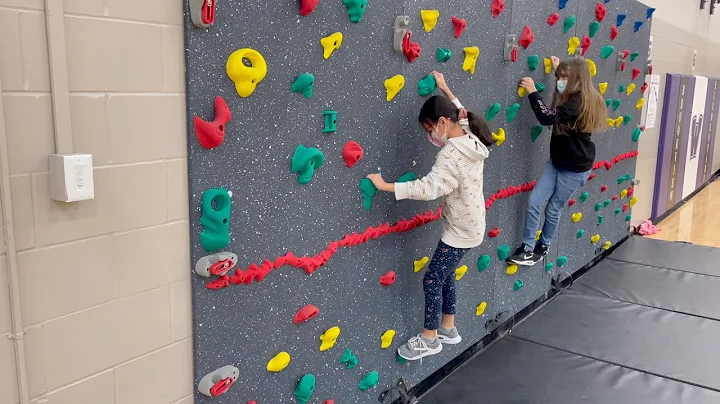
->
[366,72,493,361]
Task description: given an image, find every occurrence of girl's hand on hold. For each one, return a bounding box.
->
[550,56,560,70]
[432,71,447,90]
[520,77,537,94]
[366,173,392,192]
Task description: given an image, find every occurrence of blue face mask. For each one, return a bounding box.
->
[557,79,568,94]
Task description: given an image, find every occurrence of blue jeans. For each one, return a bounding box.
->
[522,161,591,250]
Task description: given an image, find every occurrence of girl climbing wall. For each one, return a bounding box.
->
[365,72,494,361]
[508,56,608,267]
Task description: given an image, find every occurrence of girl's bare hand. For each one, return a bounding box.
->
[431,71,447,89]
[550,56,560,70]
[366,173,390,191]
[520,77,537,93]
[458,108,468,120]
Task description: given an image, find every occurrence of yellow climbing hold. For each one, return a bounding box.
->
[455,265,468,280]
[518,86,527,98]
[614,116,624,127]
[421,10,439,32]
[414,256,429,273]
[226,48,267,98]
[267,352,291,372]
[320,326,341,351]
[463,47,480,74]
[620,189,628,198]
[591,234,600,245]
[586,59,597,77]
[544,58,553,74]
[567,37,580,56]
[603,241,612,250]
[384,74,405,102]
[599,82,608,95]
[492,128,506,146]
[320,32,343,60]
[380,330,396,349]
[506,264,518,275]
[571,212,582,223]
[476,302,487,316]
[607,118,615,128]
[629,196,638,207]
[536,230,542,241]
[636,98,645,110]
[626,83,636,95]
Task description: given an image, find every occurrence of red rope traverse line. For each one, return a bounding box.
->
[206,150,639,289]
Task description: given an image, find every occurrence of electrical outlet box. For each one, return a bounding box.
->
[49,153,95,202]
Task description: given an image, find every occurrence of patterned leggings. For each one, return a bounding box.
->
[423,240,469,330]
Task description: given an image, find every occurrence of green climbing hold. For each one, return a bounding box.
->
[359,371,379,391]
[398,172,417,183]
[291,73,315,98]
[579,192,590,203]
[291,145,325,185]
[295,374,316,404]
[477,254,491,272]
[625,214,632,222]
[359,178,377,210]
[618,173,632,184]
[618,84,626,93]
[630,51,639,61]
[437,47,452,62]
[557,256,567,267]
[605,99,612,107]
[536,82,546,93]
[506,103,521,123]
[598,215,604,225]
[615,208,621,215]
[527,55,539,71]
[498,245,511,261]
[564,15,576,34]
[396,354,407,364]
[603,199,611,207]
[612,99,622,111]
[623,115,632,125]
[340,348,359,369]
[632,127,642,142]
[576,229,585,239]
[531,125,543,142]
[417,74,437,96]
[589,21,600,38]
[594,202,602,212]
[513,280,524,291]
[601,45,615,59]
[342,0,367,22]
[545,262,554,272]
[200,187,232,252]
[486,103,502,121]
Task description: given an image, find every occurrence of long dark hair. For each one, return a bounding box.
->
[418,96,494,147]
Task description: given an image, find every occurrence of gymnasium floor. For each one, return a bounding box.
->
[420,179,720,404]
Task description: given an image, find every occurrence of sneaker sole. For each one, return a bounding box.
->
[397,344,443,361]
[509,258,536,266]
[438,335,462,345]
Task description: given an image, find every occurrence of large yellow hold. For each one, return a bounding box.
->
[571,212,583,223]
[586,59,597,77]
[476,302,487,316]
[599,82,608,95]
[591,234,600,245]
[226,48,267,98]
[267,352,291,372]
[544,58,553,74]
[518,86,527,98]
[629,196,638,207]
[414,256,429,272]
[319,326,341,351]
[381,330,395,348]
[506,264,518,275]
[567,37,580,56]
[384,74,405,101]
[320,32,343,60]
[463,47,480,74]
[421,10,440,32]
[492,128,506,146]
[455,265,468,280]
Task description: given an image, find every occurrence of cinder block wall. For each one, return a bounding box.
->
[632,0,720,224]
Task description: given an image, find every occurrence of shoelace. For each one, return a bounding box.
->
[407,334,430,364]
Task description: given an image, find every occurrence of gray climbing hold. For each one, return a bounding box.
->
[393,16,410,53]
[198,365,239,397]
[195,252,238,277]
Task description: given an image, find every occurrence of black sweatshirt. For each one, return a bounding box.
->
[527,91,595,172]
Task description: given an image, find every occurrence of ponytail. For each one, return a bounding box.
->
[466,111,493,147]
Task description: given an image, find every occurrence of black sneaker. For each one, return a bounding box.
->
[534,243,549,258]
[507,245,539,266]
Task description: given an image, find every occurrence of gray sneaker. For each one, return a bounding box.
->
[437,326,462,344]
[397,334,443,361]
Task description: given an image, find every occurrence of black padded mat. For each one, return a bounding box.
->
[609,236,720,276]
[512,291,720,392]
[420,337,720,404]
[572,259,720,320]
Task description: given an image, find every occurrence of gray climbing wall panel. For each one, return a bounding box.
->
[183,0,652,402]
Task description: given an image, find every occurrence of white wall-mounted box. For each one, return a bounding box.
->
[49,153,95,202]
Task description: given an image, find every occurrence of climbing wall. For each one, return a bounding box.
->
[183,0,652,402]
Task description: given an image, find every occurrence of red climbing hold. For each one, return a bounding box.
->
[610,25,619,41]
[452,16,467,38]
[294,304,320,324]
[380,271,396,286]
[632,67,641,80]
[641,83,648,94]
[402,31,422,62]
[491,0,505,18]
[194,96,232,149]
[248,401,257,404]
[595,2,607,22]
[300,0,319,16]
[648,66,653,75]
[622,203,629,212]
[547,13,560,26]
[600,184,608,192]
[342,141,364,168]
[588,173,596,181]
[627,186,635,198]
[488,226,500,238]
[510,46,518,63]
[622,50,630,59]
[581,35,592,56]
[568,199,576,206]
[210,377,235,397]
[620,62,626,72]
[324,401,335,404]
[519,25,535,49]
[612,194,619,201]
[207,275,230,290]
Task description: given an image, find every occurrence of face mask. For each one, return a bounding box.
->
[428,120,448,147]
[557,79,568,94]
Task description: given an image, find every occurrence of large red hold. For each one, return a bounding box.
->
[519,25,535,49]
[342,141,364,167]
[380,271,396,286]
[293,304,320,324]
[194,96,232,149]
[641,82,648,94]
[300,0,319,16]
[547,13,560,26]
[632,67,641,80]
[402,31,422,62]
[610,25,619,41]
[451,16,467,38]
[595,2,607,22]
[491,0,505,18]
[581,35,592,56]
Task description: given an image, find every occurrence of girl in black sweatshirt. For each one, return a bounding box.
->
[508,56,608,266]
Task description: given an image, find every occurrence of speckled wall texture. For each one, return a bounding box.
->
[183,0,652,402]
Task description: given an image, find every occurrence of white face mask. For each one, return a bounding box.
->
[428,120,448,147]
[557,79,568,94]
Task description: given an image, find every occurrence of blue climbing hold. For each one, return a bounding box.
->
[634,21,643,32]
[647,7,656,19]
[617,14,626,27]
[559,0,569,10]
[604,0,611,3]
